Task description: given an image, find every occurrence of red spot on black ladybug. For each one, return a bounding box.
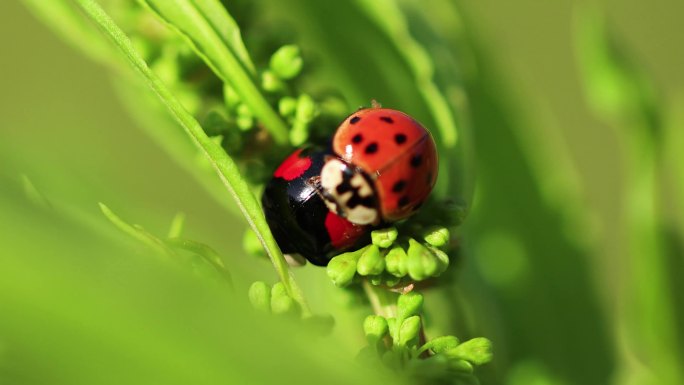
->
[392,180,406,193]
[410,154,423,168]
[394,133,407,145]
[273,149,312,181]
[352,134,363,143]
[380,116,394,124]
[324,211,365,249]
[350,116,361,124]
[398,196,410,207]
[365,142,379,154]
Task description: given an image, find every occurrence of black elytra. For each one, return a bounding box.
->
[261,147,371,266]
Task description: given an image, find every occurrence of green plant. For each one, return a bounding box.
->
[18,0,486,383]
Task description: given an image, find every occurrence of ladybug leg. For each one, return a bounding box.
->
[284,253,307,267]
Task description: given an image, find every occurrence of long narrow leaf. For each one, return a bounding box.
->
[140,0,289,144]
[75,0,307,312]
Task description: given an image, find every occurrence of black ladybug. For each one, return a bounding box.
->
[262,147,370,266]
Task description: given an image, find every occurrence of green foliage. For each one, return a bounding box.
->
[8,1,683,385]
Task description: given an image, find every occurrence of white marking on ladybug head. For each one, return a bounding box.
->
[320,158,379,225]
[346,204,378,225]
[350,173,373,197]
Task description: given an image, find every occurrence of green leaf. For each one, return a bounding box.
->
[353,0,458,149]
[99,203,175,258]
[167,212,186,238]
[166,237,233,286]
[22,0,114,63]
[77,0,307,313]
[140,0,289,144]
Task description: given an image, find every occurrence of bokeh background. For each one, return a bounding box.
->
[1,1,682,384]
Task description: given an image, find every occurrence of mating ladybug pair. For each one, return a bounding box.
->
[262,107,438,266]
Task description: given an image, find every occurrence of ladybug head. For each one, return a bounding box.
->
[319,157,379,225]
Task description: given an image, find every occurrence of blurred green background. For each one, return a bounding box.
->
[1,1,682,384]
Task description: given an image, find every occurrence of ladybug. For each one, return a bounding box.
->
[320,107,438,224]
[262,146,370,266]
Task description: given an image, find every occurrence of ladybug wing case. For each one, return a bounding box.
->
[262,147,368,266]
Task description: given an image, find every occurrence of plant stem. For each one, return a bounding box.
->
[362,279,397,318]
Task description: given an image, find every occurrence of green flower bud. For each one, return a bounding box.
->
[386,317,398,339]
[236,104,253,131]
[270,45,303,80]
[248,281,270,312]
[423,226,450,247]
[397,291,423,321]
[444,337,493,366]
[295,94,317,123]
[449,360,474,373]
[278,96,297,117]
[363,315,389,343]
[371,227,398,248]
[289,121,309,147]
[420,335,460,354]
[385,246,408,277]
[357,244,384,276]
[223,84,241,109]
[407,238,438,280]
[270,282,297,315]
[429,246,450,277]
[243,229,266,258]
[261,70,285,93]
[383,274,401,287]
[326,248,365,287]
[369,275,384,286]
[397,315,421,346]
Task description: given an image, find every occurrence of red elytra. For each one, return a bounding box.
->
[324,211,367,249]
[332,108,438,222]
[273,148,312,181]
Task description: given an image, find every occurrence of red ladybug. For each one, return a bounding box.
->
[262,147,370,266]
[320,107,438,224]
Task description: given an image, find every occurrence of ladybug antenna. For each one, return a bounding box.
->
[370,99,382,109]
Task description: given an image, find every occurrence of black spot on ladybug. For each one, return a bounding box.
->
[398,196,410,207]
[380,116,394,124]
[392,180,406,193]
[350,116,361,124]
[426,172,433,184]
[336,183,352,194]
[347,194,375,209]
[352,134,363,144]
[365,142,379,154]
[410,154,423,168]
[394,133,407,145]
